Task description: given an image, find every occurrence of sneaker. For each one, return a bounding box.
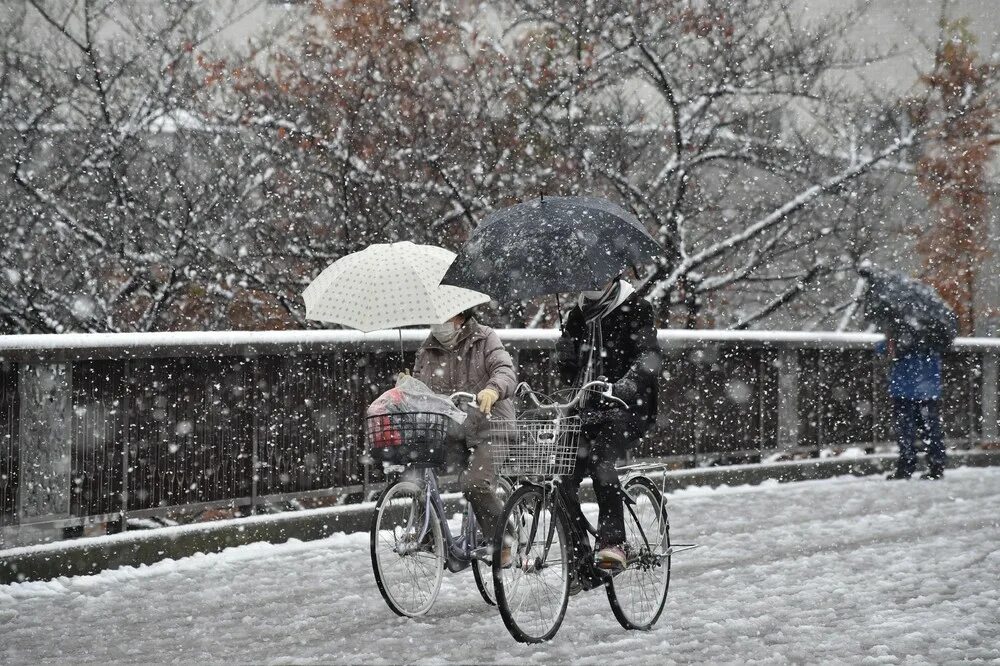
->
[594,544,627,572]
[886,470,912,481]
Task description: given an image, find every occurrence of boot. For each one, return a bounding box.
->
[886,469,912,480]
[920,466,944,480]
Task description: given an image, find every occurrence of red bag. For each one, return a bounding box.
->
[372,415,402,448]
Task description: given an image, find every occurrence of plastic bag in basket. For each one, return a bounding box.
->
[366,375,467,424]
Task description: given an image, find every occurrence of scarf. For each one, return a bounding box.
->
[576,280,634,406]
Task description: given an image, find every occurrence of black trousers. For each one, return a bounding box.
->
[893,397,946,475]
[562,426,626,549]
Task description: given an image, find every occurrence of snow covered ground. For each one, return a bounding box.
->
[2,468,998,665]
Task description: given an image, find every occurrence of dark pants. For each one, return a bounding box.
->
[562,427,626,550]
[445,414,502,538]
[893,397,946,475]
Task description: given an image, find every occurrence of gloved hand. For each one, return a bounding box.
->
[579,407,613,427]
[476,387,500,415]
[610,375,638,403]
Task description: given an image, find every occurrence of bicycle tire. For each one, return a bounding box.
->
[492,484,570,643]
[606,475,671,630]
[370,479,445,617]
[472,476,514,606]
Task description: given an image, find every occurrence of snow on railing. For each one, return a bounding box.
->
[0,327,996,357]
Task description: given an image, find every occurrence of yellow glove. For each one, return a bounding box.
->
[476,388,500,415]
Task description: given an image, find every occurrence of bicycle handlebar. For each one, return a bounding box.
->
[449,391,478,408]
[515,379,629,412]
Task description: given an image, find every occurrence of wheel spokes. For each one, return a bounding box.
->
[373,483,444,617]
[612,482,670,628]
[497,489,568,640]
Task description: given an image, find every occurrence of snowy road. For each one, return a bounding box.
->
[3,468,999,665]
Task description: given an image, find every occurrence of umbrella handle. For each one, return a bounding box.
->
[398,329,405,372]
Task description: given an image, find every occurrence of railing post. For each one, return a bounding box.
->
[120,426,129,533]
[362,349,372,500]
[776,348,799,454]
[119,359,131,534]
[250,357,260,515]
[16,362,73,545]
[691,349,703,468]
[815,350,825,457]
[982,351,998,445]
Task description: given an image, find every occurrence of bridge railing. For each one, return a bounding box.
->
[1,329,997,547]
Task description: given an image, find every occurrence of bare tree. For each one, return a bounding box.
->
[495,0,943,328]
[3,0,992,334]
[0,0,277,333]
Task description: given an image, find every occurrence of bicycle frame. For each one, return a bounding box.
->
[510,475,672,587]
[501,382,693,581]
[403,466,488,574]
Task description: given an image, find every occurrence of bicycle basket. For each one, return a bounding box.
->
[489,415,581,477]
[365,412,450,466]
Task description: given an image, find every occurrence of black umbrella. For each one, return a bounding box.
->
[858,265,958,352]
[441,196,662,303]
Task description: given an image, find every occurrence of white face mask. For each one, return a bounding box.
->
[430,321,461,345]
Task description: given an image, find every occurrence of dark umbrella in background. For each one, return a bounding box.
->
[858,265,958,352]
[440,195,663,303]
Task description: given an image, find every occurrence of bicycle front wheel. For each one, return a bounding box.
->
[370,480,445,617]
[606,475,671,630]
[492,484,570,643]
[472,476,514,606]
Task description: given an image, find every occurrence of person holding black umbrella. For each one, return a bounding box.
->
[441,195,666,571]
[859,265,956,481]
[878,336,946,480]
[556,276,662,570]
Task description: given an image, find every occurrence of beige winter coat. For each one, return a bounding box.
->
[413,320,517,433]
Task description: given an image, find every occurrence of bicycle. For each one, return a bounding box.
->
[489,380,696,643]
[367,392,513,617]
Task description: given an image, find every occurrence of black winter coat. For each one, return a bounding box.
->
[557,292,661,449]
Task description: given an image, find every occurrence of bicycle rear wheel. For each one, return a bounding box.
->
[370,480,445,617]
[492,484,570,643]
[606,475,671,630]
[472,476,514,606]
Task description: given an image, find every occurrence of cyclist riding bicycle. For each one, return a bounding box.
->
[556,276,661,571]
[413,307,516,558]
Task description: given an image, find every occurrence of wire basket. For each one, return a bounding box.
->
[365,412,450,466]
[489,415,582,477]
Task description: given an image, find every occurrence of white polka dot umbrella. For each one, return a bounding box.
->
[302,242,491,332]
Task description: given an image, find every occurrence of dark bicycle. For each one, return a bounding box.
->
[489,381,696,643]
[367,392,512,617]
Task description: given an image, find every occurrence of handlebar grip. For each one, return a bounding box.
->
[450,391,478,407]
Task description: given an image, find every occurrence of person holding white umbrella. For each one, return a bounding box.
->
[412,305,516,553]
[302,241,515,556]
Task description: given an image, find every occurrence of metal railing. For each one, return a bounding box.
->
[0,361,17,536]
[0,329,996,547]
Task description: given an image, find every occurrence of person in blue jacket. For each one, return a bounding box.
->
[878,338,946,480]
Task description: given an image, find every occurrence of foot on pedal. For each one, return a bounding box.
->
[594,544,627,572]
